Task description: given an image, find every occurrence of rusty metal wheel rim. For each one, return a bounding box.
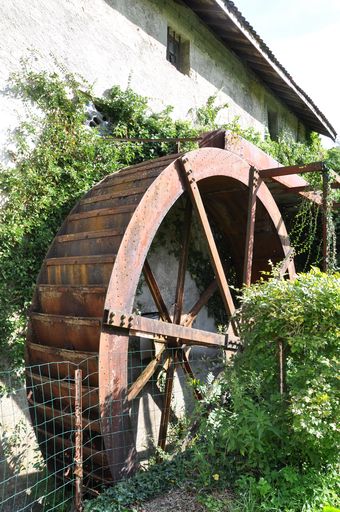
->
[99,147,295,479]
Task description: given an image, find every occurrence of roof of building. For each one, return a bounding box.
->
[183,0,337,140]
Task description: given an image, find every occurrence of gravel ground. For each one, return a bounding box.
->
[136,488,234,512]
[136,489,205,512]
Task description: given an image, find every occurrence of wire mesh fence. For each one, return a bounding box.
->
[0,345,225,512]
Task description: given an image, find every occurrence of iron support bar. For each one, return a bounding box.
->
[182,279,218,327]
[143,260,172,322]
[179,156,238,336]
[259,161,326,179]
[173,199,192,325]
[104,310,232,348]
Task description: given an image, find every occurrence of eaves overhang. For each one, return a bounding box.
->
[182,0,337,140]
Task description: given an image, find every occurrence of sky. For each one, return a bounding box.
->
[234,0,340,147]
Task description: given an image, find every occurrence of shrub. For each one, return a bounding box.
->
[191,269,340,510]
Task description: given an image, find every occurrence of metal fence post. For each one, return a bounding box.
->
[74,369,83,512]
[322,169,329,272]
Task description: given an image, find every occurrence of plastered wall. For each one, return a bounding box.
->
[0,0,303,160]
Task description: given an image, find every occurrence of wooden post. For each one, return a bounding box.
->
[322,170,329,272]
[243,166,259,285]
[74,369,83,512]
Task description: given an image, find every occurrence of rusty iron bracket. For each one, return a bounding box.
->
[103,310,241,350]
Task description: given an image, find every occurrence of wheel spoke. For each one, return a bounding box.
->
[143,259,172,322]
[157,352,176,450]
[180,157,238,335]
[178,348,203,400]
[173,199,192,325]
[182,279,218,327]
[127,345,167,402]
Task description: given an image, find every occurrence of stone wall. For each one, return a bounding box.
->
[0,0,304,160]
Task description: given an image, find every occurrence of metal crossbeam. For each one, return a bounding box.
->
[259,161,326,179]
[104,310,231,348]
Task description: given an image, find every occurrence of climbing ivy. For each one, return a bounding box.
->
[0,64,198,370]
[0,64,338,369]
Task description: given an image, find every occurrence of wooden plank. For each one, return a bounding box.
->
[80,187,146,206]
[179,157,238,335]
[53,236,120,258]
[68,205,135,222]
[45,255,115,286]
[105,311,227,348]
[30,400,101,433]
[37,284,106,292]
[99,152,177,177]
[37,284,106,317]
[26,370,99,411]
[91,157,174,191]
[46,255,115,266]
[56,229,124,243]
[27,340,98,367]
[27,341,98,386]
[143,260,172,322]
[30,312,101,326]
[90,176,154,197]
[30,313,101,352]
[36,427,106,466]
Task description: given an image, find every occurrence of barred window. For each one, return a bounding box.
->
[166,27,190,75]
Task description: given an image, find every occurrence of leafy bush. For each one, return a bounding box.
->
[190,269,340,510]
[0,65,198,369]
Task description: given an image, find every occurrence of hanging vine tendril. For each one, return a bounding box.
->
[289,199,320,269]
[289,189,337,272]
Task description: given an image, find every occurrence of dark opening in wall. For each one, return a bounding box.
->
[268,109,278,141]
[166,27,190,75]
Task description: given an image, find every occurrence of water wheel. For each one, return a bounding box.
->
[25,146,295,488]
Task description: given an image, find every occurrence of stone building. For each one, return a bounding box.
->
[0,0,336,156]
